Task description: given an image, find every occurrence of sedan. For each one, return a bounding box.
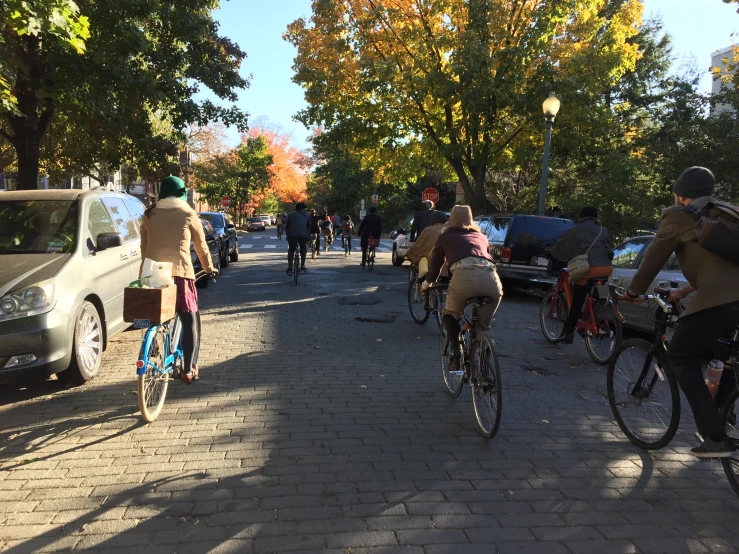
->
[198,211,238,267]
[608,235,694,334]
[191,219,222,289]
[247,217,266,232]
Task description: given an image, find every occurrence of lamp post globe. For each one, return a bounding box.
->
[538,92,560,215]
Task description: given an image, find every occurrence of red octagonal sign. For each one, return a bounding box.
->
[422,187,439,205]
[221,197,231,208]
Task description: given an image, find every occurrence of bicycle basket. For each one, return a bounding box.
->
[367,238,380,247]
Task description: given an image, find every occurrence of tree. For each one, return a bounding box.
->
[286,0,643,214]
[1,0,249,189]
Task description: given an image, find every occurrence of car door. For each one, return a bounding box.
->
[85,198,133,334]
[608,237,652,327]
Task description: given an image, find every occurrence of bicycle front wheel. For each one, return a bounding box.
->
[540,290,568,344]
[429,288,446,328]
[471,333,502,439]
[720,389,739,497]
[138,326,169,423]
[585,300,622,365]
[408,280,430,324]
[439,323,464,398]
[607,338,680,449]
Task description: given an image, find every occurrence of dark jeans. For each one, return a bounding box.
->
[668,301,739,441]
[565,283,592,330]
[287,237,308,268]
[178,311,199,373]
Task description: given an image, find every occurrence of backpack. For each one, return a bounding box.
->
[684,201,739,265]
[343,222,353,233]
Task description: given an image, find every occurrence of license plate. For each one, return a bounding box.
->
[535,257,548,267]
[133,319,152,329]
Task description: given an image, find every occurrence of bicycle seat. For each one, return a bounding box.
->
[466,296,494,307]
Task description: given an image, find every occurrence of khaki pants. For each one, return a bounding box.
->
[444,266,503,328]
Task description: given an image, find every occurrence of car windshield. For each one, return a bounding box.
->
[249,218,262,223]
[199,213,223,228]
[0,200,79,254]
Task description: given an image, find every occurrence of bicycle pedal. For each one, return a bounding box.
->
[449,370,465,376]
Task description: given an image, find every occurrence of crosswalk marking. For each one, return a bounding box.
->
[264,245,276,249]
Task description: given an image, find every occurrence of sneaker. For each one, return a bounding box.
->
[300,267,307,274]
[286,268,294,275]
[360,263,365,268]
[691,437,736,458]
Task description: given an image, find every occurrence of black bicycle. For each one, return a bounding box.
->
[408,266,447,327]
[364,237,378,271]
[608,284,739,496]
[438,291,502,438]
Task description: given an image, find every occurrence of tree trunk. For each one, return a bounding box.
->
[447,158,487,215]
[15,134,41,189]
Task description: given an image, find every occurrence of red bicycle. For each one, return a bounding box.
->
[540,268,622,365]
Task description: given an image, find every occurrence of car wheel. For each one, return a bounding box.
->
[392,245,404,266]
[221,244,229,268]
[59,301,103,385]
[229,242,239,262]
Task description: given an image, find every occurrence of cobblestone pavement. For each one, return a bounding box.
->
[2,232,739,554]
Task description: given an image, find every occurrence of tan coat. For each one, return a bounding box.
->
[630,196,739,317]
[405,223,445,264]
[139,197,215,280]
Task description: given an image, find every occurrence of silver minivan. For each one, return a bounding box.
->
[0,189,146,384]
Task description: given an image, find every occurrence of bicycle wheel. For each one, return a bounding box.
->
[585,300,622,365]
[540,290,568,344]
[720,389,739,497]
[429,288,446,328]
[439,322,463,397]
[368,248,375,271]
[408,280,430,324]
[138,326,169,423]
[471,333,502,438]
[607,338,680,449]
[293,248,300,286]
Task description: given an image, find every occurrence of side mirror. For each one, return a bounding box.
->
[96,232,122,251]
[225,223,235,229]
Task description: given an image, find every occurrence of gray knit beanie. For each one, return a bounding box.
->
[672,167,715,198]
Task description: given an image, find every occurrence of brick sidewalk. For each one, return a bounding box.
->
[1,246,738,554]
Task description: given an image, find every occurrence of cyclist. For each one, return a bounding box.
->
[286,202,311,274]
[332,212,341,231]
[342,215,354,252]
[405,210,448,268]
[275,213,284,238]
[309,209,323,254]
[550,206,614,344]
[139,176,216,384]
[410,199,438,241]
[624,166,739,457]
[422,205,503,371]
[358,206,382,268]
[321,214,333,248]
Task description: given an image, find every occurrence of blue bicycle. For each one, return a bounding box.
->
[134,272,209,422]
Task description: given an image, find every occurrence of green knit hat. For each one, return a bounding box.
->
[158,176,187,201]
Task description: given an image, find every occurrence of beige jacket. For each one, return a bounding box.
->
[139,197,215,280]
[405,223,445,264]
[630,196,739,317]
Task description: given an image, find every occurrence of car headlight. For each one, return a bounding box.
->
[0,280,56,321]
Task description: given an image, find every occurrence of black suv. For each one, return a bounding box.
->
[198,211,238,267]
[475,214,573,288]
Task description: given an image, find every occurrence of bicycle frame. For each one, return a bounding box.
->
[547,270,607,337]
[136,318,182,377]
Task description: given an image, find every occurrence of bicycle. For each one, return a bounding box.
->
[437,290,502,438]
[540,267,621,365]
[364,237,379,271]
[608,285,739,497]
[408,265,447,327]
[292,242,301,286]
[277,225,283,240]
[134,271,211,423]
[343,236,351,257]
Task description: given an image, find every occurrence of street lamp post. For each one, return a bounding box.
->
[538,92,561,215]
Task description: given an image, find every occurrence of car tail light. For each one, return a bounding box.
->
[500,247,511,263]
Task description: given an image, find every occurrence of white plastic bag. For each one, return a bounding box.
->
[141,258,174,288]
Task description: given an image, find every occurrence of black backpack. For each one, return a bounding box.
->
[684,201,739,265]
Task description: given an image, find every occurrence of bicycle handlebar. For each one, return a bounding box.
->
[195,270,217,283]
[608,284,678,323]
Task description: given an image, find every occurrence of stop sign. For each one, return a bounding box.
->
[422,187,439,205]
[221,197,231,208]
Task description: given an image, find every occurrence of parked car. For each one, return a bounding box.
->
[0,189,146,384]
[476,214,573,288]
[191,219,222,289]
[247,217,266,232]
[257,214,271,227]
[198,211,238,267]
[608,234,694,334]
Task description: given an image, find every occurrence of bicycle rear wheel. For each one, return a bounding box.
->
[540,290,568,344]
[408,280,431,324]
[138,326,169,423]
[720,389,739,497]
[585,299,622,365]
[607,338,680,449]
[293,248,300,286]
[368,248,375,271]
[471,333,502,438]
[439,322,463,398]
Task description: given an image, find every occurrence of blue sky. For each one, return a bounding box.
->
[210,0,738,147]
